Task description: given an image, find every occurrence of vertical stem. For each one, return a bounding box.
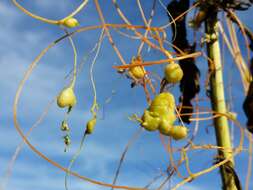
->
[205,13,237,190]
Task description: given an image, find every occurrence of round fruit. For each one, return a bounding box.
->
[141,110,160,131]
[164,63,183,83]
[62,17,79,28]
[170,126,188,140]
[57,87,77,108]
[158,114,177,135]
[159,123,173,135]
[150,92,175,111]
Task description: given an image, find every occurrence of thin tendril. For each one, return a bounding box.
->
[64,132,88,190]
[1,98,55,190]
[64,29,105,190]
[90,29,105,116]
[12,0,89,25]
[66,31,77,89]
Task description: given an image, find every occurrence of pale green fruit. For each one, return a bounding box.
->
[62,17,79,28]
[164,63,183,83]
[141,92,178,134]
[86,117,97,134]
[159,123,173,135]
[150,92,175,111]
[158,114,176,135]
[57,87,77,108]
[170,126,188,140]
[141,110,160,131]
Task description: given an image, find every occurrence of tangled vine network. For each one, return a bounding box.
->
[6,0,253,190]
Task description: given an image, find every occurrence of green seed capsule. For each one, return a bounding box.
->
[141,110,160,131]
[159,124,173,135]
[150,92,175,111]
[170,126,188,140]
[57,87,77,108]
[141,92,177,133]
[62,17,79,28]
[86,117,97,134]
[164,63,183,83]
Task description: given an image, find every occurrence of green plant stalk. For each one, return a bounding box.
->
[205,14,237,190]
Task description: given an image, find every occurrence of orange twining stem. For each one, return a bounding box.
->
[113,52,202,69]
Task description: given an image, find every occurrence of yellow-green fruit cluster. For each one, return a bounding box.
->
[141,92,187,140]
[61,17,79,28]
[169,125,188,140]
[57,87,77,108]
[164,63,183,83]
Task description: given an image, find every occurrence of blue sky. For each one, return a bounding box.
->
[0,0,252,190]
